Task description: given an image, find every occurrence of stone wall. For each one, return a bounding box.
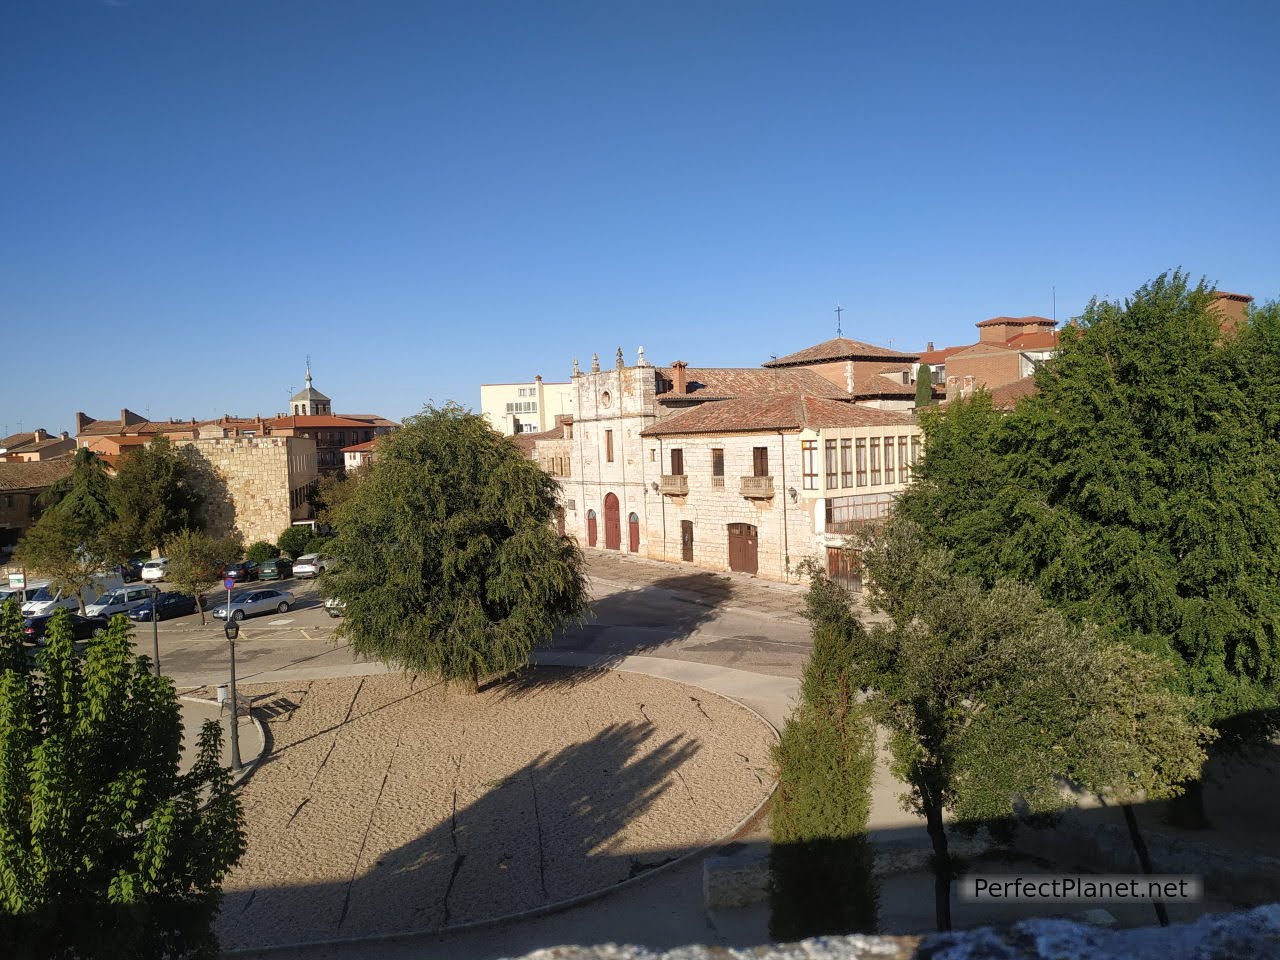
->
[180,436,318,548]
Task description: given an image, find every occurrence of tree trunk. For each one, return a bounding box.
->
[197,593,206,626]
[469,665,480,695]
[924,801,952,931]
[1122,803,1169,927]
[1167,778,1210,830]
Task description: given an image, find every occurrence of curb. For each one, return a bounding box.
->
[179,695,268,789]
[222,663,780,957]
[587,575,807,627]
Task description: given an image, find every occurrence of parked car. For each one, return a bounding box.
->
[117,557,147,582]
[22,574,125,617]
[212,588,294,622]
[128,591,199,622]
[0,584,41,608]
[293,554,331,578]
[259,557,293,581]
[324,596,346,618]
[22,612,108,644]
[223,561,259,583]
[141,558,169,582]
[85,585,155,619]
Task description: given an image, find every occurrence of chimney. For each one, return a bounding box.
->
[120,407,145,427]
[34,428,48,441]
[75,412,94,433]
[927,340,935,352]
[60,431,68,440]
[671,360,688,395]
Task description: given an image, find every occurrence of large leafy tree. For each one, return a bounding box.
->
[899,273,1280,813]
[325,404,588,689]
[166,530,241,626]
[108,436,202,557]
[830,520,1208,931]
[0,605,245,958]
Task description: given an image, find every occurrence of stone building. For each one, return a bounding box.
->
[0,459,74,552]
[179,436,318,548]
[556,343,922,585]
[944,316,1059,400]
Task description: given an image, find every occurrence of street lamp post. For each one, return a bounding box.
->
[150,584,161,676]
[222,577,242,772]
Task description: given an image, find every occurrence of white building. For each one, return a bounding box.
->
[480,376,576,435]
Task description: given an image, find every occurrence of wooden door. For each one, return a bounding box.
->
[587,510,598,547]
[556,507,565,538]
[727,523,759,574]
[628,512,640,553]
[826,546,862,592]
[680,520,694,562]
[603,493,621,550]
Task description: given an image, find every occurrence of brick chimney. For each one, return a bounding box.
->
[120,407,145,427]
[75,412,94,433]
[33,428,48,441]
[671,361,688,395]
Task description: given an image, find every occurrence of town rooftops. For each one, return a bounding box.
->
[0,458,74,492]
[1006,329,1060,351]
[654,366,850,401]
[264,415,374,430]
[641,394,915,437]
[975,315,1056,328]
[916,345,969,365]
[340,439,378,453]
[1212,291,1254,303]
[290,369,330,404]
[762,337,920,368]
[989,376,1038,410]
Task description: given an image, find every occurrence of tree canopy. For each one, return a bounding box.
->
[914,363,933,407]
[324,404,588,688]
[165,530,241,625]
[0,605,245,958]
[898,272,1280,736]
[108,436,202,557]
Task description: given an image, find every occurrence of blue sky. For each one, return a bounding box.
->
[4,0,1278,435]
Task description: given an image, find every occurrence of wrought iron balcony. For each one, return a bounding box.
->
[739,475,775,498]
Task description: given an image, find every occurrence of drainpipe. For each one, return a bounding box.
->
[778,430,789,581]
[618,364,627,551]
[658,437,667,560]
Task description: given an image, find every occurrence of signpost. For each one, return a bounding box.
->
[223,576,242,772]
[150,584,161,676]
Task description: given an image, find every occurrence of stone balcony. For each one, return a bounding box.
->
[658,474,689,496]
[739,475,775,499]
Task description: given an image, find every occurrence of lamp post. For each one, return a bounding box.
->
[150,584,161,676]
[222,577,242,772]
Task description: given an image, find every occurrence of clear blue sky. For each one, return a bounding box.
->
[4,0,1278,435]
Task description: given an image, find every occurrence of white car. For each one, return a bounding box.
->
[85,585,155,619]
[212,588,295,622]
[22,573,125,617]
[140,558,169,582]
[292,554,331,578]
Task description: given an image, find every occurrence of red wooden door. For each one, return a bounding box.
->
[604,493,621,550]
[628,512,640,553]
[587,510,598,547]
[727,523,758,574]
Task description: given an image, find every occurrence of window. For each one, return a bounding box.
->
[801,440,817,489]
[840,438,853,488]
[605,430,614,463]
[711,448,725,489]
[518,386,535,397]
[670,448,684,476]
[884,436,895,484]
[753,446,769,477]
[910,435,921,471]
[505,401,537,414]
[856,438,867,487]
[898,436,909,478]
[870,438,881,485]
[824,439,837,488]
[649,448,655,461]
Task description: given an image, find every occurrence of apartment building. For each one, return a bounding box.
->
[481,375,575,435]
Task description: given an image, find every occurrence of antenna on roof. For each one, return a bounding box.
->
[834,304,844,337]
[1052,285,1057,324]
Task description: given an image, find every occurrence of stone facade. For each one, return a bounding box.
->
[180,436,318,548]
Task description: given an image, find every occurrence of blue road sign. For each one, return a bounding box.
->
[223,578,236,590]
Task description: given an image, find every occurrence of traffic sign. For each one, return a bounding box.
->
[223,578,236,590]
[7,572,24,591]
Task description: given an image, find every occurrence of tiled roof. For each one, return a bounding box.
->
[1006,330,1060,351]
[0,459,74,492]
[0,432,35,451]
[339,414,402,427]
[341,439,377,453]
[264,415,374,429]
[975,315,1056,328]
[642,394,915,437]
[510,423,571,455]
[1212,291,1254,302]
[655,367,849,400]
[762,337,920,367]
[989,376,1038,410]
[916,345,968,365]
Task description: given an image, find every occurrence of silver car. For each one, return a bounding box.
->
[212,588,295,622]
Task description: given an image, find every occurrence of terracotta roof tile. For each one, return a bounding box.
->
[0,459,74,492]
[1005,330,1060,350]
[763,337,920,367]
[975,315,1056,328]
[989,376,1038,409]
[642,394,914,437]
[916,345,968,365]
[1212,291,1253,302]
[263,415,374,429]
[340,439,377,453]
[655,367,849,400]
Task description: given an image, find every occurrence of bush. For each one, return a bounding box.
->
[276,525,314,559]
[246,540,278,564]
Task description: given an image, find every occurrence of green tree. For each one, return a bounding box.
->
[0,609,245,958]
[325,404,588,690]
[38,447,115,531]
[166,530,241,626]
[769,572,877,940]
[914,362,933,407]
[245,541,278,565]
[108,436,202,557]
[13,511,108,613]
[275,525,315,560]
[834,519,1209,931]
[312,461,370,530]
[898,273,1280,823]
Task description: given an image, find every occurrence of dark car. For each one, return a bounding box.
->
[128,591,199,622]
[259,557,293,581]
[117,557,147,583]
[223,561,259,583]
[22,612,108,644]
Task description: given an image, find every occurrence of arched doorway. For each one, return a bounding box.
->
[628,512,640,553]
[727,523,758,575]
[587,509,598,547]
[603,493,621,550]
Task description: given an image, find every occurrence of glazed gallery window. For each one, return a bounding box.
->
[884,436,895,484]
[856,438,867,487]
[840,438,853,488]
[824,439,837,489]
[801,440,817,490]
[898,436,909,478]
[870,438,881,485]
[910,435,921,470]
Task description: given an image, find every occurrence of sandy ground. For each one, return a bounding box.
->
[214,668,775,951]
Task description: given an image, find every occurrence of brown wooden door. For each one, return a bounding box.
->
[680,520,694,562]
[604,493,621,550]
[826,546,862,592]
[628,512,640,553]
[727,523,758,574]
[556,507,566,538]
[587,510,598,547]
